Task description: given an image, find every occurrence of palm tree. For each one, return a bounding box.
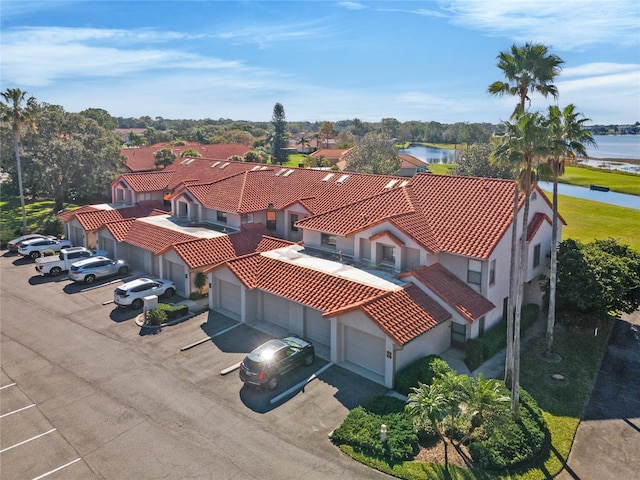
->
[488,42,564,118]
[488,43,563,389]
[493,112,547,416]
[296,134,310,153]
[406,383,451,468]
[543,105,596,355]
[1,88,38,235]
[457,375,510,444]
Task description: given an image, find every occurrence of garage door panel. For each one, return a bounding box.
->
[345,327,385,376]
[305,308,330,347]
[262,293,289,329]
[220,281,241,316]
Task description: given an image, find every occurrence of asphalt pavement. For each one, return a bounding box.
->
[556,310,640,479]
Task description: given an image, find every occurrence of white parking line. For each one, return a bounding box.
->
[180,323,242,351]
[32,458,82,480]
[0,428,57,453]
[0,382,16,390]
[0,403,36,419]
[220,362,241,376]
[270,362,334,405]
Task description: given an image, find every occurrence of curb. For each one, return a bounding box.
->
[134,312,195,328]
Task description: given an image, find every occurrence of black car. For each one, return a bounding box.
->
[239,336,315,390]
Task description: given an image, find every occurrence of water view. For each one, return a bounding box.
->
[538,182,640,211]
[399,144,458,164]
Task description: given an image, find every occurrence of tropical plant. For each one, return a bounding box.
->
[153,148,176,169]
[541,104,596,355]
[488,42,564,118]
[492,112,548,416]
[180,148,202,158]
[194,271,207,295]
[0,88,38,234]
[488,42,563,394]
[296,134,310,152]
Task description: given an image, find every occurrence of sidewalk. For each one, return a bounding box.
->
[439,315,547,379]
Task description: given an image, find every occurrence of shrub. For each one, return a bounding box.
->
[465,303,541,371]
[394,355,446,395]
[156,303,188,320]
[145,308,167,326]
[331,405,418,462]
[467,388,548,470]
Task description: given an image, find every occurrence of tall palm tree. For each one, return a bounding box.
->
[1,88,38,235]
[493,112,547,416]
[488,42,564,118]
[488,43,563,389]
[296,134,310,153]
[543,105,595,355]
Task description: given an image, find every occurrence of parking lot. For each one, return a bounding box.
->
[1,251,390,479]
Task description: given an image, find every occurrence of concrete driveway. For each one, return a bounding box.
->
[556,310,640,479]
[0,252,391,479]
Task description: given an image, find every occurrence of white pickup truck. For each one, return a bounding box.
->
[34,247,107,276]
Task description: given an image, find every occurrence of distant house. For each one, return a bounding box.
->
[335,153,428,176]
[308,148,352,167]
[120,142,251,172]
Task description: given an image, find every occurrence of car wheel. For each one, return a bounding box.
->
[132,298,143,309]
[164,288,175,298]
[268,376,278,390]
[304,353,315,366]
[30,251,41,259]
[84,274,96,284]
[50,267,62,276]
[118,266,129,275]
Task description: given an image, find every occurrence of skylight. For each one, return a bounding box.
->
[385,179,400,189]
[210,161,220,168]
[321,173,335,182]
[336,174,350,185]
[219,162,230,169]
[282,169,295,177]
[275,168,287,176]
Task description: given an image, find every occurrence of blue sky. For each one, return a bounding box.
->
[1,0,639,124]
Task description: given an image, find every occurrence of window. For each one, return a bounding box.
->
[321,233,337,248]
[217,211,227,223]
[266,210,276,231]
[533,244,541,268]
[290,214,299,232]
[451,322,466,348]
[242,213,254,224]
[489,259,496,286]
[382,245,395,263]
[468,259,482,285]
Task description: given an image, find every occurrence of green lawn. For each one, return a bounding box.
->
[559,165,640,196]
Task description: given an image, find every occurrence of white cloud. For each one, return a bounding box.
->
[444,0,640,50]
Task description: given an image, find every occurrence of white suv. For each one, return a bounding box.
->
[18,237,73,259]
[114,278,176,309]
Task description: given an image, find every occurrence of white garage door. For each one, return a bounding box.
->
[304,308,330,347]
[345,327,385,376]
[262,293,289,329]
[101,237,115,258]
[128,246,147,272]
[220,280,241,317]
[164,261,185,295]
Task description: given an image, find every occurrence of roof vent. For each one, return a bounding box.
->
[282,169,295,177]
[399,180,409,187]
[275,168,287,176]
[259,166,269,170]
[336,174,350,185]
[250,165,261,171]
[385,179,400,189]
[219,162,230,169]
[210,161,220,168]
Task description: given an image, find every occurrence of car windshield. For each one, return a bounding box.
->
[70,265,80,272]
[115,288,127,296]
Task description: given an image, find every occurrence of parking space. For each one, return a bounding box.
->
[1,251,391,479]
[0,374,93,479]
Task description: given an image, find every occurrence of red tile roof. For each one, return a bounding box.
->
[123,219,199,254]
[213,251,451,344]
[100,218,137,241]
[357,284,451,345]
[401,263,495,323]
[165,224,293,268]
[57,205,99,223]
[70,202,168,232]
[527,212,552,241]
[399,154,429,168]
[121,142,251,172]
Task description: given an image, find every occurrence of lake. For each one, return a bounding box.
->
[398,144,458,164]
[538,182,640,211]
